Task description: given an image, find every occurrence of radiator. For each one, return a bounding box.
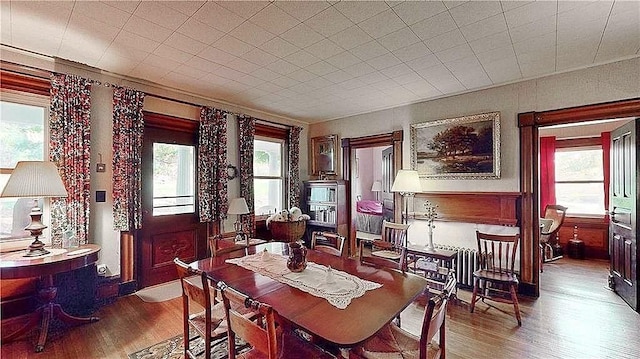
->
[433,244,479,289]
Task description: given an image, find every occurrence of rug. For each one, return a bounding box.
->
[128,331,250,359]
[135,279,182,303]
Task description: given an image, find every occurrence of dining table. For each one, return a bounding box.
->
[191,242,428,347]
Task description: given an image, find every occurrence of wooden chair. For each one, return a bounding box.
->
[359,239,407,272]
[350,272,457,359]
[540,204,567,272]
[311,231,346,257]
[370,221,409,262]
[174,258,228,359]
[470,231,522,326]
[216,281,334,359]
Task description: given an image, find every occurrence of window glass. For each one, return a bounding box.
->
[554,148,605,215]
[152,143,195,216]
[0,100,46,240]
[254,138,284,215]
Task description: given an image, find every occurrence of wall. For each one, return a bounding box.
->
[3,49,309,276]
[310,57,640,245]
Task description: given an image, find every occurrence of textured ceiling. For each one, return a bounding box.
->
[1,1,639,123]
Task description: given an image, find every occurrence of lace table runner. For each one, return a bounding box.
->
[226,251,382,309]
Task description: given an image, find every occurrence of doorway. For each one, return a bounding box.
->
[341,130,403,255]
[518,99,640,310]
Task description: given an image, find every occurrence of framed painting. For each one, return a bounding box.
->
[311,134,338,177]
[410,112,500,179]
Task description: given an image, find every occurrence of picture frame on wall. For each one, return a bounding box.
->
[311,134,338,177]
[410,112,500,179]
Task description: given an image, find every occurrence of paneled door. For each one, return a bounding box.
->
[609,119,639,311]
[138,114,207,288]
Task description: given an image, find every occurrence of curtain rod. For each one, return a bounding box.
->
[1,60,301,129]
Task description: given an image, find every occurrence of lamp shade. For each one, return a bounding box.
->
[1,161,68,198]
[391,170,422,194]
[371,180,382,192]
[228,198,250,215]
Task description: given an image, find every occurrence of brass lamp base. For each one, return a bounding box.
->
[24,237,50,257]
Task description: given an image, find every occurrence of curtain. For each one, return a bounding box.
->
[539,136,556,217]
[112,87,145,231]
[49,73,92,246]
[601,132,611,219]
[238,116,255,236]
[198,107,229,223]
[288,126,303,208]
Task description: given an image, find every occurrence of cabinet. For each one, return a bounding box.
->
[303,180,348,244]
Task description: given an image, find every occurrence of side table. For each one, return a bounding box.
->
[406,245,460,303]
[0,244,101,352]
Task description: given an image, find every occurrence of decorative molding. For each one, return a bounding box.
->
[413,191,521,226]
[0,70,50,96]
[533,98,640,126]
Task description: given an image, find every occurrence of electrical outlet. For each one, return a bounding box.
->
[97,264,108,276]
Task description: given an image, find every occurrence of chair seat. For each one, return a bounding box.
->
[371,250,402,260]
[351,323,440,359]
[473,269,519,284]
[188,302,228,339]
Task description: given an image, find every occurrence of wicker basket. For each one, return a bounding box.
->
[269,220,307,242]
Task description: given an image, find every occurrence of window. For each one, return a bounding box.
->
[555,147,605,215]
[152,143,195,216]
[254,137,285,215]
[1,96,49,241]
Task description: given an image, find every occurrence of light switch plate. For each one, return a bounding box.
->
[96,163,106,172]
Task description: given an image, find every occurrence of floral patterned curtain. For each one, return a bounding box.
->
[238,115,255,236]
[288,126,303,208]
[49,73,92,246]
[112,87,145,231]
[198,107,229,223]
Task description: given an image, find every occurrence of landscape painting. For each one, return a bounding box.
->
[410,112,500,179]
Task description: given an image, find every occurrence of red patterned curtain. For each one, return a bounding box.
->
[238,116,255,236]
[198,107,229,223]
[49,73,92,246]
[112,87,145,231]
[601,132,611,219]
[539,136,556,217]
[288,126,303,208]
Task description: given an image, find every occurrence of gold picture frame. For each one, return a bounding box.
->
[311,134,338,177]
[410,112,500,179]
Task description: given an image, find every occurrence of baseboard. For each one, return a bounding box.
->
[518,282,537,297]
[119,280,138,296]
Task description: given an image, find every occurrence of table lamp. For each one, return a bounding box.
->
[0,161,68,257]
[371,180,382,202]
[228,197,250,244]
[391,170,421,225]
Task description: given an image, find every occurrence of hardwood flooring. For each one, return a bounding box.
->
[2,257,639,358]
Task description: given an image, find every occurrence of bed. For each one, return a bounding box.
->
[355,200,384,235]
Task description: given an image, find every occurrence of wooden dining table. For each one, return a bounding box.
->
[191,242,428,347]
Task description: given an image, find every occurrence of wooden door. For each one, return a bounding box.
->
[381,146,394,221]
[609,119,639,311]
[138,115,207,288]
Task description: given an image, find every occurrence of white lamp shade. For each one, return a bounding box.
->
[391,170,422,194]
[228,198,250,215]
[371,180,382,192]
[1,161,68,198]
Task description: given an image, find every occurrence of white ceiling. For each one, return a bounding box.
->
[1,1,639,123]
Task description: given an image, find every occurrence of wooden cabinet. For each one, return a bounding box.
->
[303,180,348,244]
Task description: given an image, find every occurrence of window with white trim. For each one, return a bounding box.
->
[254,137,285,215]
[1,94,50,242]
[554,146,605,216]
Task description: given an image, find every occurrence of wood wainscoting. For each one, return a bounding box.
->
[413,191,521,226]
[558,216,609,259]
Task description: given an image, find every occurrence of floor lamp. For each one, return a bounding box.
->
[391,170,422,225]
[0,161,68,257]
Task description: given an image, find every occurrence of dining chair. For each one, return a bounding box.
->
[174,258,228,359]
[359,238,407,272]
[216,281,335,359]
[470,231,522,326]
[350,272,457,359]
[539,204,567,272]
[311,231,346,257]
[369,221,409,262]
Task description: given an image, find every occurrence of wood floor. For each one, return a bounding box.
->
[2,257,639,358]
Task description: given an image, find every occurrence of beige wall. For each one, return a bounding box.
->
[3,49,308,276]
